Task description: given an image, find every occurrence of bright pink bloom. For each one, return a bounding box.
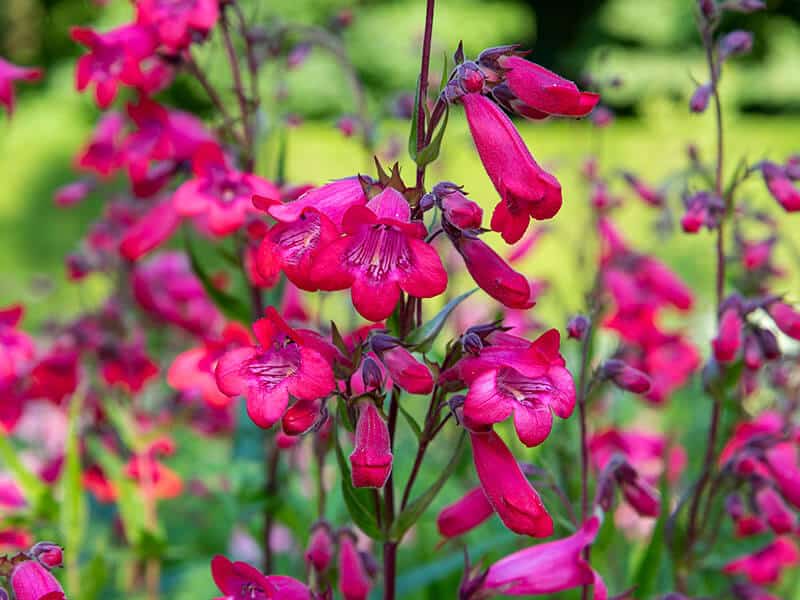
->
[10,560,65,600]
[256,208,341,291]
[54,180,93,208]
[72,24,171,108]
[461,93,562,243]
[436,486,494,538]
[724,537,800,585]
[305,523,334,572]
[119,199,181,260]
[76,111,125,176]
[168,323,252,408]
[131,251,222,336]
[454,234,535,309]
[99,341,159,393]
[27,348,79,404]
[0,58,42,116]
[136,0,219,50]
[173,142,280,236]
[338,534,371,600]
[350,402,393,488]
[756,487,796,534]
[764,442,800,509]
[497,55,599,119]
[215,307,335,429]
[763,162,800,211]
[460,329,575,447]
[376,343,433,395]
[211,555,311,600]
[470,430,553,537]
[640,338,700,404]
[480,516,606,598]
[312,188,447,321]
[742,239,775,271]
[614,462,661,517]
[712,308,743,363]
[770,302,800,339]
[256,176,368,228]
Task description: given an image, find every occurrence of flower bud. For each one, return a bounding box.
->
[30,543,63,569]
[349,403,393,488]
[762,162,800,212]
[698,0,716,19]
[436,487,495,538]
[754,327,781,360]
[785,155,800,180]
[770,302,800,340]
[418,192,436,213]
[712,307,743,363]
[566,315,590,341]
[305,522,334,573]
[338,532,371,600]
[281,399,321,436]
[54,180,93,207]
[756,487,797,534]
[435,184,483,230]
[622,172,663,207]
[379,345,434,395]
[743,334,763,370]
[719,30,754,60]
[0,587,8,600]
[600,359,652,394]
[461,332,483,356]
[369,333,399,354]
[689,83,712,113]
[10,561,65,600]
[360,357,384,391]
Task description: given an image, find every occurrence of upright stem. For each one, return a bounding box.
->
[383,389,400,600]
[220,7,255,170]
[414,0,436,189]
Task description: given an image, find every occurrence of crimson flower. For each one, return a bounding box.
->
[215,307,335,429]
[338,533,372,600]
[0,58,42,116]
[211,555,311,600]
[461,92,562,244]
[724,537,800,585]
[458,329,575,447]
[350,402,393,488]
[312,187,447,321]
[173,143,280,236]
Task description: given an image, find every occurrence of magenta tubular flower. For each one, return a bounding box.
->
[71,24,170,108]
[76,111,125,176]
[470,430,553,537]
[600,359,652,394]
[497,55,600,119]
[173,142,280,236]
[305,522,334,573]
[460,93,562,244]
[216,307,335,429]
[211,555,311,600]
[480,516,605,597]
[769,302,800,339]
[724,537,800,585]
[256,208,341,292]
[436,486,494,538]
[118,199,180,261]
[136,0,219,50]
[756,487,796,534]
[712,308,743,363]
[311,188,447,321]
[281,398,321,436]
[257,176,368,229]
[762,162,800,212]
[349,402,393,488]
[461,329,575,448]
[435,183,483,229]
[10,560,65,600]
[454,234,535,309]
[338,533,372,600]
[615,463,661,517]
[0,58,42,116]
[377,344,433,395]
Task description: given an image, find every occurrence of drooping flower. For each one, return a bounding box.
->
[173,142,280,236]
[459,329,575,448]
[98,340,159,393]
[470,430,553,537]
[210,554,311,600]
[0,58,42,116]
[215,307,335,429]
[769,302,800,339]
[338,533,372,600]
[478,516,606,598]
[119,198,181,261]
[599,359,652,394]
[76,111,126,176]
[433,182,483,230]
[350,402,393,488]
[460,93,562,244]
[370,335,434,395]
[723,537,800,585]
[136,0,219,51]
[312,187,447,321]
[9,560,65,600]
[256,176,368,228]
[755,487,797,534]
[762,162,800,212]
[712,306,744,363]
[436,486,494,538]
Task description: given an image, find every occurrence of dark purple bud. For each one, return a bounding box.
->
[370,333,400,354]
[785,155,800,181]
[476,44,522,71]
[566,314,590,341]
[453,41,465,65]
[461,332,483,355]
[600,359,652,394]
[30,543,63,569]
[719,30,754,60]
[699,0,716,19]
[754,328,781,361]
[690,83,712,113]
[361,357,383,390]
[0,587,7,600]
[418,193,436,212]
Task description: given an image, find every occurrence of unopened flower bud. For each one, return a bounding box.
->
[287,43,312,69]
[754,327,781,360]
[281,399,321,436]
[743,334,763,370]
[785,155,800,180]
[418,192,436,212]
[770,302,800,340]
[338,531,372,600]
[360,357,383,391]
[370,333,399,354]
[699,0,716,19]
[600,359,652,394]
[689,83,712,113]
[566,315,590,341]
[0,587,8,600]
[712,307,743,363]
[305,522,334,573]
[379,345,434,394]
[349,403,392,488]
[434,183,483,230]
[719,30,754,60]
[30,543,63,569]
[461,332,483,355]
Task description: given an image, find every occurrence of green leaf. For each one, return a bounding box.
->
[397,403,422,441]
[0,435,46,505]
[408,289,476,352]
[415,102,449,169]
[333,427,384,540]
[390,432,466,541]
[184,229,252,323]
[60,392,87,596]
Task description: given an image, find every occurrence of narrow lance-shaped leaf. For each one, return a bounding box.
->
[408,288,476,352]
